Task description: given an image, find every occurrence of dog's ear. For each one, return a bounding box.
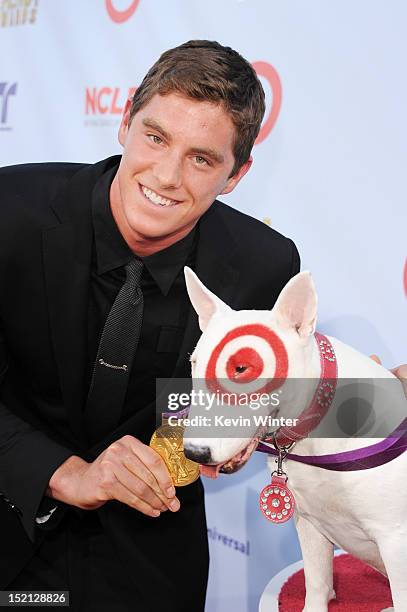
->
[272,271,318,338]
[184,267,231,332]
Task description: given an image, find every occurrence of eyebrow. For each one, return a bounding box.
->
[142,118,170,141]
[142,117,225,164]
[190,147,224,164]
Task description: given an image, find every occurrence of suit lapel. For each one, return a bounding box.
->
[42,158,119,445]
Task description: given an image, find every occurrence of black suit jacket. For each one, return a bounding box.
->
[0,156,299,608]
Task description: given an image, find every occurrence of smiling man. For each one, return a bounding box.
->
[0,41,300,611]
[111,92,250,255]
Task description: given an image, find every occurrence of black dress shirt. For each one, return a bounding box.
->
[88,165,197,431]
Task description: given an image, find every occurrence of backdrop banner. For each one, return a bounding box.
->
[1,1,406,610]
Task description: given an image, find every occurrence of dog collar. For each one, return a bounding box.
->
[265,332,338,448]
[258,332,407,470]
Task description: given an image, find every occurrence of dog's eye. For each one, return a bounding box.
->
[235,365,247,374]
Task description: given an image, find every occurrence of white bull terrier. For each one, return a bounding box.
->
[182,268,407,612]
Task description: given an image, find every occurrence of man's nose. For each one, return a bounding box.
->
[153,153,182,189]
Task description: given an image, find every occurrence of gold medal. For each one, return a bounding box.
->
[149,424,200,487]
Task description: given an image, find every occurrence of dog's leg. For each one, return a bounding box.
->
[377,536,407,612]
[295,515,335,612]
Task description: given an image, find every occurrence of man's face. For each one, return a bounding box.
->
[111,92,252,253]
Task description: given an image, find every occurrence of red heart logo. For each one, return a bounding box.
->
[252,61,282,145]
[106,0,140,23]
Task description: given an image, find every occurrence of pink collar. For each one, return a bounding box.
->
[268,332,338,448]
[258,332,407,471]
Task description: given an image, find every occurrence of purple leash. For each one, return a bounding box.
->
[257,417,407,471]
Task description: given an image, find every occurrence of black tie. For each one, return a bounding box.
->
[85,257,144,443]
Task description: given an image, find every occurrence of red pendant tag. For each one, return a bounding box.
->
[259,474,295,524]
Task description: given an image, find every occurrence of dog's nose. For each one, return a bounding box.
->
[184,443,212,464]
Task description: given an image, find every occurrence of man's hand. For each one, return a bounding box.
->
[370,355,407,398]
[47,435,180,518]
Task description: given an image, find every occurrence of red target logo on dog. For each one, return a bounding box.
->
[106,0,140,23]
[205,324,288,403]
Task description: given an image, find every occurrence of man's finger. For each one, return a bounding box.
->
[123,454,178,511]
[110,479,162,517]
[114,464,167,511]
[391,364,407,398]
[391,364,407,378]
[128,438,177,498]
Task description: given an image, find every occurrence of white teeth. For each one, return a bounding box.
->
[142,186,176,207]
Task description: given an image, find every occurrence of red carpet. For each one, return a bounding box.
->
[279,554,392,611]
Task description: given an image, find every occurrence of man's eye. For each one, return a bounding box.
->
[149,134,162,145]
[194,156,208,166]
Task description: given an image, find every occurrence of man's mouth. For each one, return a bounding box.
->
[199,437,260,479]
[141,184,179,208]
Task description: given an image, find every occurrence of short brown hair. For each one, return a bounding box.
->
[129,40,265,176]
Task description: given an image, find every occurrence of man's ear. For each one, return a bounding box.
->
[118,98,133,146]
[272,271,318,338]
[184,267,231,332]
[220,156,253,196]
